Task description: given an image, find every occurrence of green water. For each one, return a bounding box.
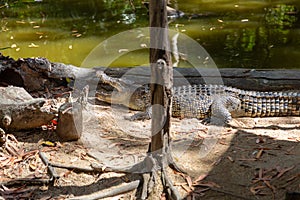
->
[0,0,299,68]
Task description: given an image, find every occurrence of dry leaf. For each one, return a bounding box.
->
[256,149,264,159]
[185,175,193,188]
[276,165,295,178]
[227,156,234,162]
[181,184,193,193]
[263,180,275,192]
[259,168,263,179]
[286,173,300,182]
[193,174,208,184]
[193,181,220,188]
[250,185,265,195]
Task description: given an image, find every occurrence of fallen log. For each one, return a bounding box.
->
[1,54,300,98]
[102,67,300,91]
[0,86,56,131]
[0,54,73,98]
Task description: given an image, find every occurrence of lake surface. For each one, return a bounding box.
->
[0,0,299,68]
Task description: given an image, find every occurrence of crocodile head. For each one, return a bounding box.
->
[96,71,151,111]
[96,85,151,111]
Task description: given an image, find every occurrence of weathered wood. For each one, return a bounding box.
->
[0,54,73,97]
[149,0,172,153]
[147,1,182,199]
[67,180,140,200]
[1,54,300,97]
[56,102,83,141]
[0,86,56,131]
[102,67,300,91]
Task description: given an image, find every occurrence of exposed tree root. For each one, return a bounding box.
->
[67,180,140,200]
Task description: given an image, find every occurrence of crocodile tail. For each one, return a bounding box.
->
[240,91,300,117]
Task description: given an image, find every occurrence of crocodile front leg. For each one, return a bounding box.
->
[125,107,152,121]
[210,95,241,125]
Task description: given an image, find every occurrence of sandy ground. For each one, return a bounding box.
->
[1,103,300,200]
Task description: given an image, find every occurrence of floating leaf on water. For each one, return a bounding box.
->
[175,24,185,28]
[140,43,147,48]
[72,33,82,38]
[28,43,39,48]
[35,32,44,35]
[16,21,26,24]
[118,49,129,53]
[136,33,145,38]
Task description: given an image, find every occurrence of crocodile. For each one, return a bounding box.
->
[95,71,300,124]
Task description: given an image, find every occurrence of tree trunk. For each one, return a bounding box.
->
[149,0,172,154]
[148,0,181,199]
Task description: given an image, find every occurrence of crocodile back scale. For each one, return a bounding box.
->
[172,84,300,119]
[95,71,300,123]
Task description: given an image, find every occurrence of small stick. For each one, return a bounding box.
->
[38,151,59,181]
[50,162,94,173]
[61,106,72,114]
[0,178,50,186]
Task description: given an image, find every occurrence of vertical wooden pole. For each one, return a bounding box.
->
[149,0,173,154]
[148,2,182,199]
